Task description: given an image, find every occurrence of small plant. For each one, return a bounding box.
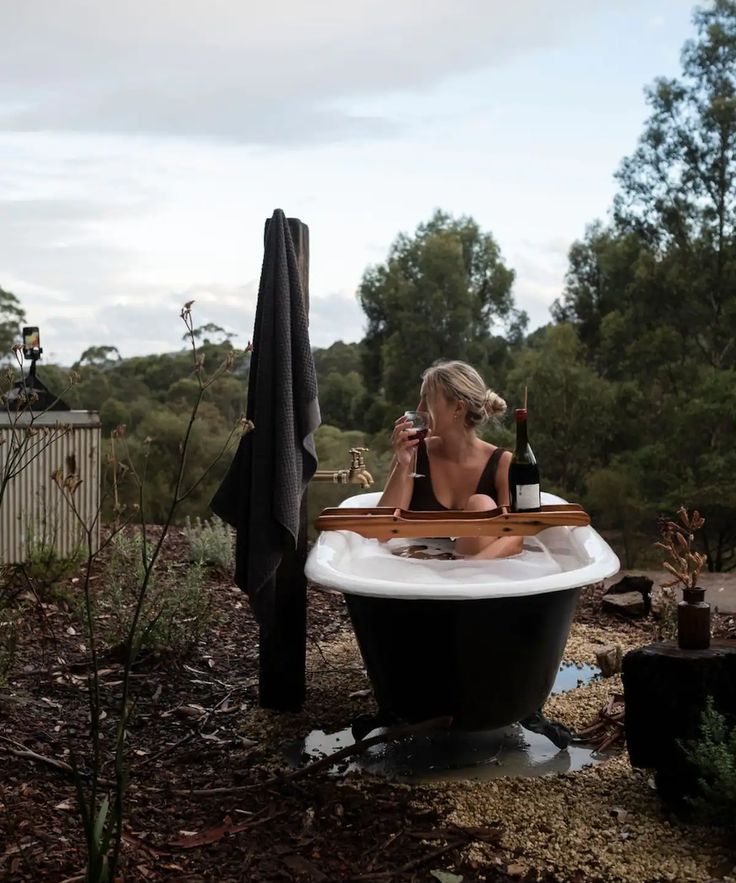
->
[679,696,736,828]
[183,514,234,571]
[655,506,707,590]
[23,524,82,601]
[97,531,214,659]
[48,301,246,881]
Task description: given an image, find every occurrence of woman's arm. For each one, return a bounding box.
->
[495,449,523,556]
[495,450,513,508]
[378,455,414,509]
[377,416,419,510]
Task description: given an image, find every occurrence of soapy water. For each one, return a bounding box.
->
[288,662,610,783]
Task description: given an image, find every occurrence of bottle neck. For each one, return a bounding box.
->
[515,413,529,452]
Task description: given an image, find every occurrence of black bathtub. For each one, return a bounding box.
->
[306,492,619,732]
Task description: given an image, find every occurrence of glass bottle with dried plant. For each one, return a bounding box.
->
[655,507,710,650]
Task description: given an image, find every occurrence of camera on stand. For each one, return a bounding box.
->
[6,325,68,411]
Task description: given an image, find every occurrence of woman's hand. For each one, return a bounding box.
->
[391,415,420,469]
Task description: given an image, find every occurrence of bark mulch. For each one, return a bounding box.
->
[1,529,547,883]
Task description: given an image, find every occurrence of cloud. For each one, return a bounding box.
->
[509,244,571,329]
[308,293,366,348]
[1,0,640,144]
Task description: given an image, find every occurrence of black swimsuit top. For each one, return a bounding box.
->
[408,440,506,511]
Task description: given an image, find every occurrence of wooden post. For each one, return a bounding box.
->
[258,217,310,712]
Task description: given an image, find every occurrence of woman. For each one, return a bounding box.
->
[378,360,523,559]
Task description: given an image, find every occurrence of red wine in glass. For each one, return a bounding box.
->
[403,410,428,438]
[403,411,428,477]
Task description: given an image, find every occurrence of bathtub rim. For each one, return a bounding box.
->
[306,490,621,600]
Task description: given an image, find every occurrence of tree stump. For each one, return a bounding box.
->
[622,640,736,813]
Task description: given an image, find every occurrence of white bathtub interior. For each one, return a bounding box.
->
[306,491,621,599]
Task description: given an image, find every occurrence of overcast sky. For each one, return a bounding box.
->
[1,0,699,365]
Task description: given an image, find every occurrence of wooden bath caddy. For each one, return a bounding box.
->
[314,503,591,540]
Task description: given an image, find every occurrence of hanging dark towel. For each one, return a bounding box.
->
[210,210,320,625]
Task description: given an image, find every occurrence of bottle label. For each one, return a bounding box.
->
[515,483,541,510]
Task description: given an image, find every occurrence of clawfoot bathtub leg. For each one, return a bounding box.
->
[519,709,574,750]
[351,710,402,741]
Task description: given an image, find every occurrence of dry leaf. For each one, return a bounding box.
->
[168,815,259,849]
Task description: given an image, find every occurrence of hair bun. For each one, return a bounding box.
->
[484,389,507,417]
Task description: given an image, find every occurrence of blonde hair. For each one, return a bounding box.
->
[421,360,507,428]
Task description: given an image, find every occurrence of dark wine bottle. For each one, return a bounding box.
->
[509,408,541,512]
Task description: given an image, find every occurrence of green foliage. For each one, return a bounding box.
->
[23,527,82,601]
[306,425,392,539]
[358,210,526,429]
[317,370,366,430]
[93,532,215,658]
[99,397,131,434]
[0,286,25,357]
[506,324,616,496]
[544,3,736,568]
[185,322,235,344]
[612,0,736,373]
[184,515,234,570]
[680,696,736,828]
[75,345,121,369]
[584,462,651,568]
[312,340,364,377]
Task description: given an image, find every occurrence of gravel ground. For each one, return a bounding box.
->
[433,748,735,883]
[561,622,644,668]
[251,603,736,883]
[429,616,736,883]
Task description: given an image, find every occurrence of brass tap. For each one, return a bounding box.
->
[312,447,374,488]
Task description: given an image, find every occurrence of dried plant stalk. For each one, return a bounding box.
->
[656,506,707,590]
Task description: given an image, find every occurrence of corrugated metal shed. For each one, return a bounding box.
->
[0,410,101,565]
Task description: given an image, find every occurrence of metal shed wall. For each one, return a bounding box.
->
[0,411,101,564]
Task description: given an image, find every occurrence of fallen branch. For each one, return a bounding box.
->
[0,735,113,787]
[351,838,464,880]
[165,808,285,850]
[138,731,195,767]
[575,694,626,751]
[171,715,453,798]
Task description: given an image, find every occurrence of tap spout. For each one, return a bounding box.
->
[311,447,374,487]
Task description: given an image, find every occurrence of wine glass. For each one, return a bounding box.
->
[403,410,428,479]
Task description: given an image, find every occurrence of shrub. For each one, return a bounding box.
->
[680,696,736,828]
[24,524,82,601]
[183,515,234,571]
[94,531,215,659]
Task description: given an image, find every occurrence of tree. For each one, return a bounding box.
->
[0,286,25,356]
[318,370,366,430]
[183,322,236,345]
[584,463,650,569]
[551,224,644,366]
[613,0,736,369]
[358,210,526,428]
[75,345,122,369]
[312,340,364,379]
[506,324,616,497]
[549,2,736,569]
